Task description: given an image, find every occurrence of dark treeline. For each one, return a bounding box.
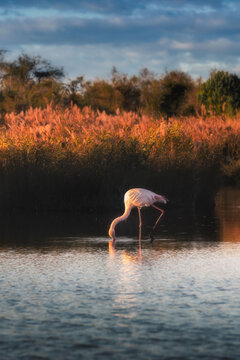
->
[1,51,240,121]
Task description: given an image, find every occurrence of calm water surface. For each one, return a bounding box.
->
[0,187,240,360]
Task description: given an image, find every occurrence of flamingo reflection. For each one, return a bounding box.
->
[108,240,116,259]
[108,239,142,261]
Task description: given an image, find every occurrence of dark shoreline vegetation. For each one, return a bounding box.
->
[0,105,239,212]
[0,52,239,212]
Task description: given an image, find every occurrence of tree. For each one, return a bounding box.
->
[63,76,86,107]
[0,53,64,84]
[137,68,158,114]
[0,53,64,114]
[111,67,141,112]
[84,79,122,113]
[139,70,194,117]
[158,71,194,117]
[197,70,240,115]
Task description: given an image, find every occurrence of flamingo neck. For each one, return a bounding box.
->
[109,206,132,239]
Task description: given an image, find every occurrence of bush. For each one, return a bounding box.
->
[198,70,240,115]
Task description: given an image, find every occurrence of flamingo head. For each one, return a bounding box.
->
[154,195,168,204]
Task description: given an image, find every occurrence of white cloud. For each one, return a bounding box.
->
[170,41,194,50]
[8,42,236,81]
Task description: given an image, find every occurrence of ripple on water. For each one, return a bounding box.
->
[1,237,240,359]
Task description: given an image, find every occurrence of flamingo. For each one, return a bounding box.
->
[108,188,168,242]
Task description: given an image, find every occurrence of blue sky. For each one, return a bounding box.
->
[0,0,240,80]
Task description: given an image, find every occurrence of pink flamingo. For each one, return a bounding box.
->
[108,188,168,242]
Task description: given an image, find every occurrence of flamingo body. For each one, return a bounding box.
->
[109,188,167,241]
[124,188,167,209]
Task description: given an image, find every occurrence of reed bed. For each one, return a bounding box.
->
[0,105,239,211]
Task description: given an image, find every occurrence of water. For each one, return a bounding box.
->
[0,187,240,360]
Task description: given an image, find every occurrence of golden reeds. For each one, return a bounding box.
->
[2,104,240,164]
[0,105,239,210]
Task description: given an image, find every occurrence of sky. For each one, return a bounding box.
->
[0,0,240,80]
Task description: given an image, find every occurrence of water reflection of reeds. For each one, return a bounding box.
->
[216,187,240,242]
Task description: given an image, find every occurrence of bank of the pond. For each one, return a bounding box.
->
[0,105,239,211]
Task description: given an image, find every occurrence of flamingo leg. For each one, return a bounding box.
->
[138,207,142,249]
[150,204,164,242]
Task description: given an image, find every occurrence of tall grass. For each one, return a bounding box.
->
[0,104,239,211]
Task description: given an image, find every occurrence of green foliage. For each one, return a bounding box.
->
[198,70,240,115]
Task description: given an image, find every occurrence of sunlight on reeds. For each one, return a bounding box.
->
[2,104,240,165]
[0,105,239,210]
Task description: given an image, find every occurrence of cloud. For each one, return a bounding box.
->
[0,0,239,79]
[0,0,234,14]
[12,41,237,82]
[1,8,240,47]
